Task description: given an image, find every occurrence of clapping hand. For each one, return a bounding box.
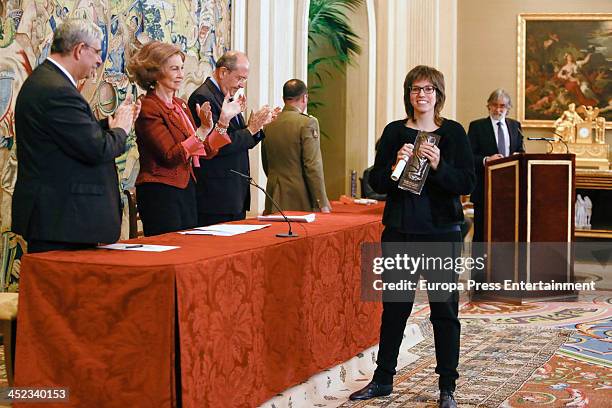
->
[132,95,142,123]
[196,101,213,134]
[271,106,282,121]
[219,93,244,126]
[110,94,138,134]
[247,105,274,135]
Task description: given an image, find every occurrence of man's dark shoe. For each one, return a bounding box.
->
[348,381,393,400]
[439,389,457,408]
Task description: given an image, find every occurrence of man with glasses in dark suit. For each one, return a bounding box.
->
[13,19,140,253]
[188,51,278,226]
[468,89,525,244]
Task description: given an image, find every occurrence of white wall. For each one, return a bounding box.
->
[375,0,458,138]
[238,0,310,215]
[241,0,459,205]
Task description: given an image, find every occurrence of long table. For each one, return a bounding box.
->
[15,211,383,407]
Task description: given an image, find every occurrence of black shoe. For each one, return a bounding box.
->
[439,389,457,408]
[348,381,393,400]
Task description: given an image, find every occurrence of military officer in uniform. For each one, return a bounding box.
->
[262,79,331,214]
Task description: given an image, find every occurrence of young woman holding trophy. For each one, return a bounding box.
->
[349,65,475,408]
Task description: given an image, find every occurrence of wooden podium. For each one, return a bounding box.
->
[481,153,577,302]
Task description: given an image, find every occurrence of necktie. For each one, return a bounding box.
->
[496,121,506,156]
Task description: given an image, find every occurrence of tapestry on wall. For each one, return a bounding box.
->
[0,0,231,290]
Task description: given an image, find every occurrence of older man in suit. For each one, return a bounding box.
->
[12,19,139,253]
[188,51,276,226]
[262,79,331,214]
[468,89,525,243]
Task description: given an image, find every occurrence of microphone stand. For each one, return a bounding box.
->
[527,136,569,154]
[229,169,298,238]
[527,137,556,153]
[552,131,570,154]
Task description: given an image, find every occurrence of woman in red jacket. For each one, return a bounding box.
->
[128,41,243,236]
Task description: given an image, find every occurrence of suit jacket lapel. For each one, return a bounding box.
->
[205,78,225,110]
[485,119,498,152]
[505,119,518,153]
[44,61,100,122]
[148,92,193,140]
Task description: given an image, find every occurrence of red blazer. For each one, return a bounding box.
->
[135,92,215,188]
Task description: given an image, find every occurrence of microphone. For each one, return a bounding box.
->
[229,169,298,238]
[527,135,569,153]
[527,137,556,141]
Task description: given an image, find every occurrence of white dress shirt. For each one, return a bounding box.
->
[490,116,509,157]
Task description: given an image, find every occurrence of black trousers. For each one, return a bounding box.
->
[197,211,246,227]
[373,227,461,391]
[136,180,198,237]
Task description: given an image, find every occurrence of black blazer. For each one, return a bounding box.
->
[467,117,524,205]
[188,78,264,215]
[369,119,475,228]
[12,60,127,244]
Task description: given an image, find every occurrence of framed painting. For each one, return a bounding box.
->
[517,13,612,128]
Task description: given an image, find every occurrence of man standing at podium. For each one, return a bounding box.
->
[468,89,524,243]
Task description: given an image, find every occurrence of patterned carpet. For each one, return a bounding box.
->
[338,291,611,408]
[462,291,611,407]
[339,320,573,408]
[504,354,611,407]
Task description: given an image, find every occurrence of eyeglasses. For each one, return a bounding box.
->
[233,73,248,84]
[82,43,102,56]
[224,67,248,84]
[409,85,436,95]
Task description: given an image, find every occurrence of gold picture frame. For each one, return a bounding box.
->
[517,13,612,128]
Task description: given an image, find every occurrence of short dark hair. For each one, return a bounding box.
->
[403,65,446,127]
[283,79,307,100]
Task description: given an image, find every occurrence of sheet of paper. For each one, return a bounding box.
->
[181,223,271,236]
[179,230,235,236]
[257,213,316,223]
[353,198,378,205]
[97,244,180,252]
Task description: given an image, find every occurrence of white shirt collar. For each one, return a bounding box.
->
[490,116,506,127]
[47,57,77,87]
[209,75,221,92]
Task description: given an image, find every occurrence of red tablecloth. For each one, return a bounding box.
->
[330,200,385,215]
[15,212,383,407]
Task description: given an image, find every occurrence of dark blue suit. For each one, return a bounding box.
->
[468,117,524,242]
[188,78,264,225]
[13,60,127,250]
